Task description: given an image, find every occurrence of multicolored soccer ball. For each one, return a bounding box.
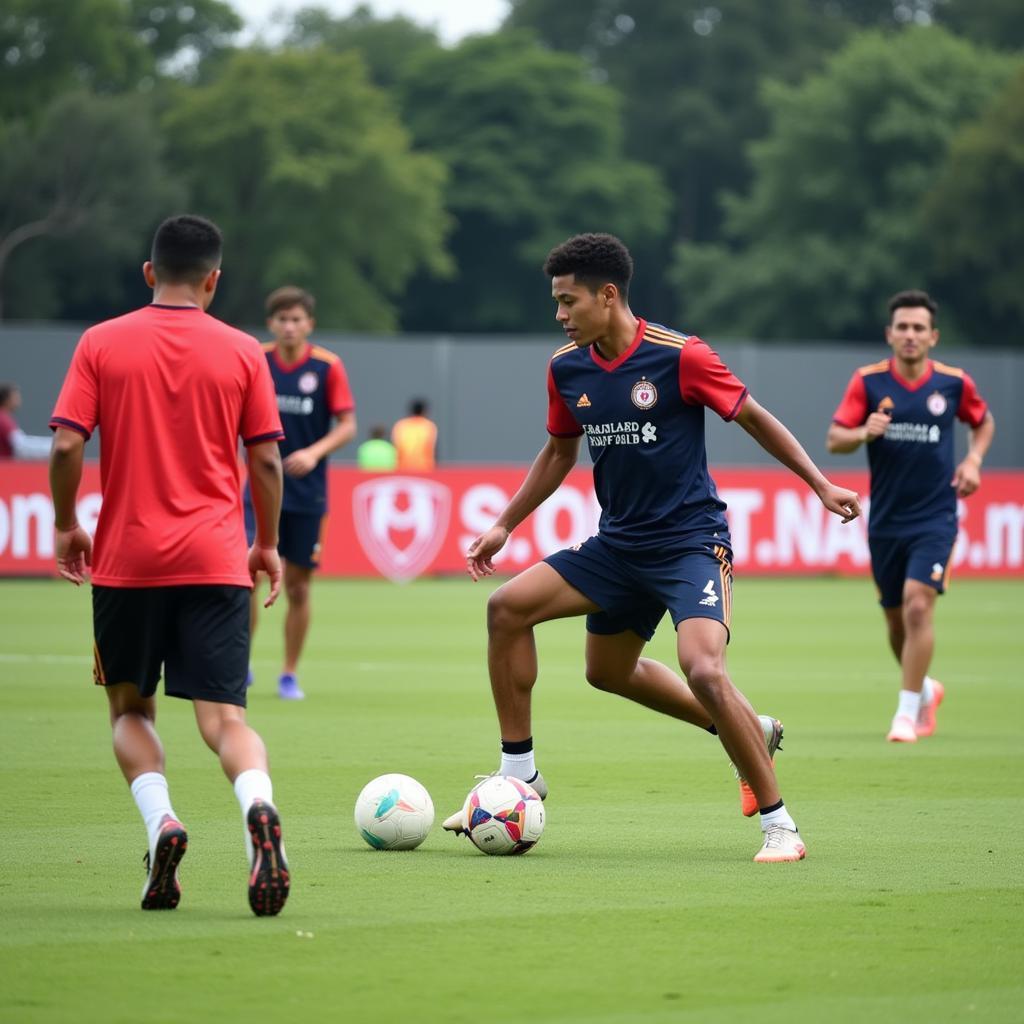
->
[462,775,545,856]
[354,774,434,850]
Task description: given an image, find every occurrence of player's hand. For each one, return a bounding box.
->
[952,456,981,498]
[55,525,93,585]
[283,449,318,478]
[466,526,510,582]
[863,412,891,442]
[248,544,282,607]
[818,483,861,524]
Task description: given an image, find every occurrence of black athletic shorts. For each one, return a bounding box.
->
[92,585,250,706]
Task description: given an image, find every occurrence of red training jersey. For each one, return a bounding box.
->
[50,304,284,587]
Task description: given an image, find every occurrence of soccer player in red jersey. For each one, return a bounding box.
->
[828,290,995,743]
[443,233,862,863]
[49,215,292,916]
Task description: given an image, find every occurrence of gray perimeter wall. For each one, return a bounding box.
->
[3,322,1021,469]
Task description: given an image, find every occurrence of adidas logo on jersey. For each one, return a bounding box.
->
[576,394,591,408]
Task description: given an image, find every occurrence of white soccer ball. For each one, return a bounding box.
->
[354,773,434,851]
[462,775,545,856]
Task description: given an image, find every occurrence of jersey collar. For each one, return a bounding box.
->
[889,357,934,391]
[589,318,647,372]
[270,341,313,373]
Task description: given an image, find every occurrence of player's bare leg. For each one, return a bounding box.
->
[886,580,940,742]
[675,617,804,861]
[442,563,596,834]
[193,700,289,916]
[107,684,188,908]
[584,631,712,726]
[279,561,312,699]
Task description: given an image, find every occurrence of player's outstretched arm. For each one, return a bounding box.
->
[466,434,581,581]
[736,397,861,524]
[246,440,284,606]
[49,427,93,585]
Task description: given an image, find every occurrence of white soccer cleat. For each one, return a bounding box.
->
[916,680,945,737]
[886,714,918,743]
[442,771,547,836]
[754,825,806,863]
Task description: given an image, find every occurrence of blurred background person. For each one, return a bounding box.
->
[357,424,398,472]
[392,398,437,471]
[0,382,52,459]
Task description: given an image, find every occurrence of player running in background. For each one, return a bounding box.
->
[827,290,994,743]
[49,214,291,916]
[246,286,356,700]
[444,233,861,863]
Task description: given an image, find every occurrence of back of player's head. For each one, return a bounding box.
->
[888,289,937,323]
[150,215,222,284]
[410,398,428,416]
[0,382,16,408]
[543,233,633,296]
[266,285,316,317]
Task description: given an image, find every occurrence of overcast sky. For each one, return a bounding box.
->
[235,0,510,45]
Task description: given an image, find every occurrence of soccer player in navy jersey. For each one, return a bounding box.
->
[828,290,994,743]
[443,233,861,863]
[245,287,357,700]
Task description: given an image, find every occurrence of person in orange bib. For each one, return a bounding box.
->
[392,398,437,471]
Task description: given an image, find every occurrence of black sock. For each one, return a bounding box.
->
[705,724,718,735]
[500,737,533,755]
[759,799,784,816]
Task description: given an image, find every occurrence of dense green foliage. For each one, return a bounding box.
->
[2,576,1022,1021]
[0,0,1022,340]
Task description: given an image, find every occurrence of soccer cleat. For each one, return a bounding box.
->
[277,673,305,700]
[915,680,945,738]
[442,771,548,835]
[754,825,806,863]
[140,816,188,910]
[886,714,918,743]
[733,716,784,817]
[247,799,290,917]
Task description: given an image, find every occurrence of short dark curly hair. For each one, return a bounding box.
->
[888,289,937,323]
[543,233,633,296]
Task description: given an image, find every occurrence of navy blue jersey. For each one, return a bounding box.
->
[547,318,748,552]
[832,358,987,537]
[252,342,354,514]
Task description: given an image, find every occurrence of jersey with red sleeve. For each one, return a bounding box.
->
[258,342,354,513]
[50,304,284,587]
[832,358,988,536]
[547,319,748,552]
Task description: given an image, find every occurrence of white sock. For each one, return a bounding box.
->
[500,749,537,782]
[921,676,936,705]
[130,772,176,859]
[897,689,922,721]
[234,768,274,868]
[760,803,797,832]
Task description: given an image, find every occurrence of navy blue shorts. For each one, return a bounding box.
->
[869,531,957,608]
[544,534,733,642]
[245,505,326,570]
[92,585,250,706]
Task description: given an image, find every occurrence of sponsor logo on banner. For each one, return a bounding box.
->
[352,477,451,581]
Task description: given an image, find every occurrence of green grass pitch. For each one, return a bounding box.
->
[1,575,1021,1023]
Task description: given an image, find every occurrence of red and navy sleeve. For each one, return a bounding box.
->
[326,358,355,416]
[546,363,583,437]
[677,338,748,421]
[50,330,99,440]
[956,372,988,427]
[832,372,868,428]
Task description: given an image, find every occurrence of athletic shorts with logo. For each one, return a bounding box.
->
[869,531,957,608]
[544,533,734,641]
[244,504,326,570]
[92,585,250,706]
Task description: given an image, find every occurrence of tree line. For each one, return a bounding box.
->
[1,0,1022,344]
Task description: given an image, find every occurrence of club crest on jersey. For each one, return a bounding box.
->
[298,371,319,395]
[631,378,657,410]
[926,391,947,416]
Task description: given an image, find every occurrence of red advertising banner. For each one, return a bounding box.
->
[1,462,1022,578]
